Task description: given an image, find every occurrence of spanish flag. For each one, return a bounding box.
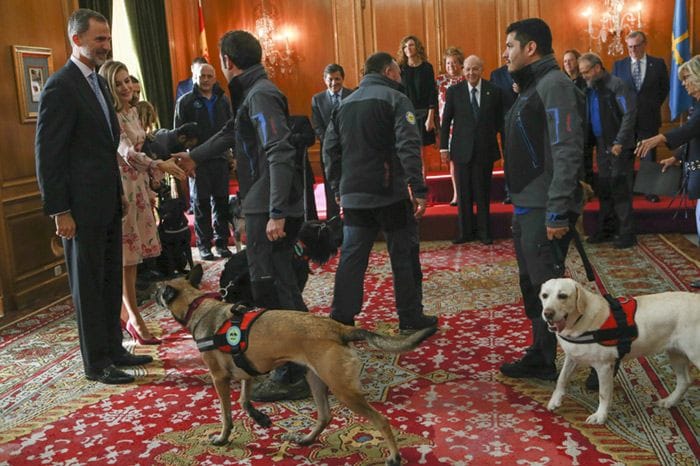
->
[198,0,209,61]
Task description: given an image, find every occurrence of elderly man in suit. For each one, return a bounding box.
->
[311,64,353,219]
[440,55,504,244]
[35,8,152,385]
[613,30,669,203]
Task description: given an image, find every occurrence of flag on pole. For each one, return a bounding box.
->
[198,0,209,61]
[670,0,692,120]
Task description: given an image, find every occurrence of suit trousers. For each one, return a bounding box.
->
[63,208,124,374]
[512,208,575,365]
[455,160,493,240]
[595,143,635,237]
[330,200,423,324]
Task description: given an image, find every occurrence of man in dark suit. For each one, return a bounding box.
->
[311,63,353,219]
[440,55,503,244]
[613,30,669,203]
[35,9,152,385]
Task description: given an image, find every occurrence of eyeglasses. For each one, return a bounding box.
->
[627,43,645,49]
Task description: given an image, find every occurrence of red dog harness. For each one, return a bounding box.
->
[559,295,638,374]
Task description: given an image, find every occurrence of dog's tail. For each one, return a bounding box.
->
[341,326,437,352]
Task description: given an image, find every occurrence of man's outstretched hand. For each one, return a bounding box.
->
[173,151,197,176]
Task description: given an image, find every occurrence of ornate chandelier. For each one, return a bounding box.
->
[254,0,298,78]
[583,1,643,55]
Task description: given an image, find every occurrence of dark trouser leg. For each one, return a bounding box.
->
[64,210,123,373]
[512,209,572,365]
[385,216,423,323]
[455,162,474,239]
[212,195,231,249]
[191,173,213,250]
[473,162,493,240]
[330,223,377,324]
[595,149,619,235]
[318,146,340,220]
[610,153,635,237]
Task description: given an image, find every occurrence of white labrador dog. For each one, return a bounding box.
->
[539,278,700,424]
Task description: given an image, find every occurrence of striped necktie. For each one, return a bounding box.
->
[632,60,643,91]
[88,72,113,133]
[471,87,479,119]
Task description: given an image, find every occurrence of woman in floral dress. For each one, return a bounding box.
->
[100,60,184,344]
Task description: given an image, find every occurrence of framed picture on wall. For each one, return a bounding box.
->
[12,45,54,123]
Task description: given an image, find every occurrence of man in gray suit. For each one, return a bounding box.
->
[311,64,353,219]
[35,9,152,385]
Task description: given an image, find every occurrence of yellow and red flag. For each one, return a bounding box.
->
[198,0,209,61]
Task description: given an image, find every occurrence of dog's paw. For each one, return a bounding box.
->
[585,411,608,424]
[210,434,230,446]
[657,397,678,409]
[251,409,272,428]
[385,454,402,466]
[281,432,314,446]
[547,392,564,411]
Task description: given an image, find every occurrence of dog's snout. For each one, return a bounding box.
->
[543,309,555,320]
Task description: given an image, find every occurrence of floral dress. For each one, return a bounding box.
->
[118,107,162,266]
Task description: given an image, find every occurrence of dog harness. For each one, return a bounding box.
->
[195,306,268,377]
[559,295,638,374]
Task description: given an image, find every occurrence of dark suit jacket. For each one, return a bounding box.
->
[36,60,121,226]
[440,79,503,164]
[612,55,669,137]
[489,65,517,112]
[310,87,353,142]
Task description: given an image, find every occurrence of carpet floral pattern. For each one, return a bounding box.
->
[0,234,698,465]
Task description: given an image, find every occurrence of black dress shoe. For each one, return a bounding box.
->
[613,234,637,249]
[645,193,660,203]
[199,248,215,261]
[86,365,135,384]
[451,236,474,244]
[690,279,700,288]
[480,237,493,245]
[586,231,615,244]
[113,353,153,367]
[216,247,233,258]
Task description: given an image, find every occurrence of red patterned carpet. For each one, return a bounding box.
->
[1,234,699,465]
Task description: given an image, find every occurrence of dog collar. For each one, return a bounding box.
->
[182,292,222,326]
[294,240,309,261]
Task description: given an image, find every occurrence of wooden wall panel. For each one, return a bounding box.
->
[439,0,500,74]
[0,0,73,313]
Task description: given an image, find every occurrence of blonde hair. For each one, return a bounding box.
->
[678,55,700,90]
[135,101,159,134]
[443,46,464,66]
[397,35,428,66]
[98,60,129,112]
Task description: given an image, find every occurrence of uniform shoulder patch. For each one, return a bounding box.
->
[406,111,416,125]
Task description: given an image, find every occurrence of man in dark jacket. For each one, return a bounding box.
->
[323,52,437,333]
[176,31,307,402]
[498,18,585,381]
[174,63,233,260]
[580,52,638,249]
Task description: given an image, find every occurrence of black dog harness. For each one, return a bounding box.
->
[559,295,638,374]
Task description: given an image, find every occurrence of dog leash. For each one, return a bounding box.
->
[550,227,596,282]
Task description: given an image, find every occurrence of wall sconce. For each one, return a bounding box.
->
[254,0,299,78]
[583,1,643,55]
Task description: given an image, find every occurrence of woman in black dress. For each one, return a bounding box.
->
[397,35,438,169]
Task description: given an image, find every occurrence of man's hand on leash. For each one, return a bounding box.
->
[413,197,426,219]
[54,212,76,239]
[267,218,286,241]
[547,225,569,240]
[173,151,197,177]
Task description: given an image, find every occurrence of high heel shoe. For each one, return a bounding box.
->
[125,321,161,345]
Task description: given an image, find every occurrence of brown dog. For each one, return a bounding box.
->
[156,265,437,465]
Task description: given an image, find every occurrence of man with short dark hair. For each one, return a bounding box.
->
[579,52,638,249]
[498,18,585,381]
[174,63,233,260]
[613,30,669,203]
[175,30,307,402]
[311,63,353,219]
[323,51,437,333]
[36,8,152,385]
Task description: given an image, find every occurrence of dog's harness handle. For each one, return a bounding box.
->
[559,295,638,376]
[195,307,269,377]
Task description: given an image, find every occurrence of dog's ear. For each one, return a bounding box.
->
[187,264,204,288]
[575,281,587,315]
[161,285,179,304]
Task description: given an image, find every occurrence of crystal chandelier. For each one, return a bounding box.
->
[583,1,643,55]
[254,0,298,78]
